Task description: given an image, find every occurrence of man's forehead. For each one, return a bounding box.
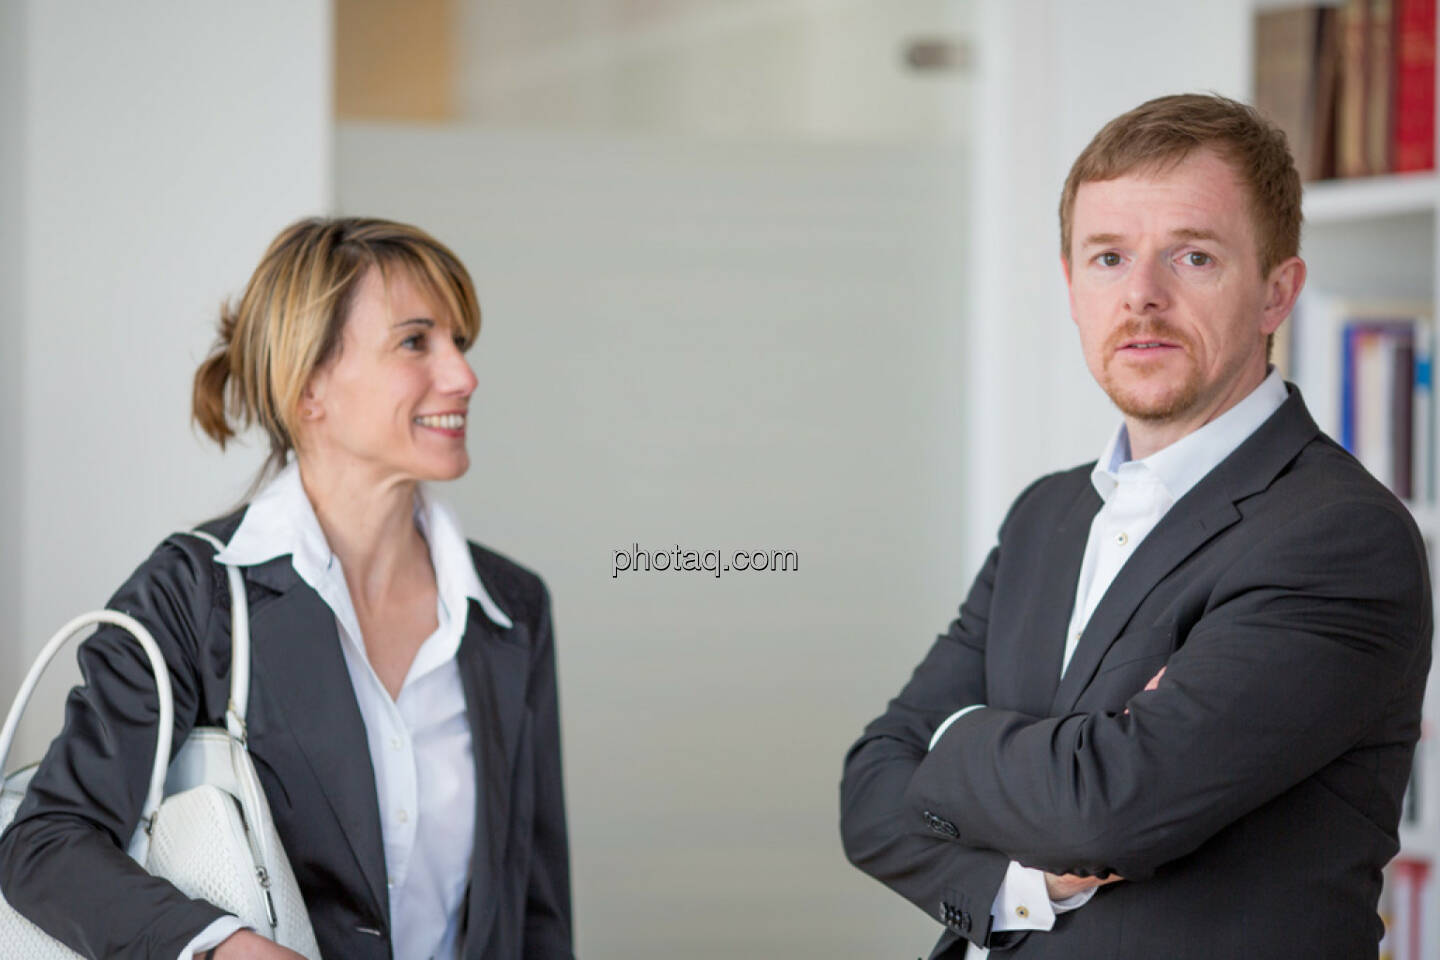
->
[1071,155,1250,243]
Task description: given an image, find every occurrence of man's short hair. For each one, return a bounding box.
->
[1059,93,1302,276]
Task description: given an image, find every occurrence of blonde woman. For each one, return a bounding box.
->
[0,218,573,960]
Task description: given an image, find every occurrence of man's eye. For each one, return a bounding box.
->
[1186,251,1212,266]
[1098,252,1122,267]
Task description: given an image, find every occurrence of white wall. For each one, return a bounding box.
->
[3,0,331,761]
[0,1,27,714]
[337,125,970,959]
[966,0,1251,564]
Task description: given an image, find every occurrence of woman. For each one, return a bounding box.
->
[0,218,573,959]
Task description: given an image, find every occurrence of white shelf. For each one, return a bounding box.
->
[1303,172,1439,224]
[1399,823,1440,857]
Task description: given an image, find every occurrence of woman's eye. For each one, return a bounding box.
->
[401,333,424,350]
[453,334,467,349]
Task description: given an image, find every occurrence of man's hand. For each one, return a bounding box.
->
[1043,871,1124,901]
[1044,667,1161,899]
[1123,665,1167,715]
[202,930,308,959]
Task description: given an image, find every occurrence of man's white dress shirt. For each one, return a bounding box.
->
[179,462,512,960]
[942,370,1288,959]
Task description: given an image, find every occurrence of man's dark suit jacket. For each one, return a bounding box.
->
[840,386,1432,959]
[0,509,573,960]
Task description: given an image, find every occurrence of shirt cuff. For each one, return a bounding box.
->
[178,916,247,960]
[929,704,986,751]
[989,861,1057,932]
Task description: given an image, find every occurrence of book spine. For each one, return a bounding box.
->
[1392,0,1437,172]
[1339,0,1373,177]
[1369,0,1396,174]
[1393,333,1416,498]
[1415,322,1434,501]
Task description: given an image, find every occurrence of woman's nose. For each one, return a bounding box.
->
[439,341,478,396]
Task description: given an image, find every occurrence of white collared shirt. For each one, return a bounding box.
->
[949,369,1289,957]
[181,462,511,960]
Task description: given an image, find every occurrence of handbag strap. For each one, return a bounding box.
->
[185,530,251,743]
[0,609,175,863]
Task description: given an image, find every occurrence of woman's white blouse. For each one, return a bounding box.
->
[183,462,511,960]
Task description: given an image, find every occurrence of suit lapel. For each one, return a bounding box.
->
[1009,482,1099,716]
[1049,385,1322,714]
[1049,493,1241,713]
[245,558,391,926]
[459,600,531,957]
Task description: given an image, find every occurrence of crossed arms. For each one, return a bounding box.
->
[839,492,1430,946]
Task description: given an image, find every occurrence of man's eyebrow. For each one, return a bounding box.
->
[392,317,434,330]
[1079,228,1224,248]
[1170,227,1223,243]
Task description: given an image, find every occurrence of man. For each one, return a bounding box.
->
[839,93,1431,959]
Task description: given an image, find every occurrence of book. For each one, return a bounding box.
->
[1291,291,1432,499]
[1338,0,1372,177]
[1393,0,1437,172]
[1254,5,1345,181]
[1367,0,1396,174]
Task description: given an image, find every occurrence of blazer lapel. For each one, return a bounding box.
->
[245,558,391,926]
[459,600,531,957]
[1008,482,1099,716]
[1049,385,1321,714]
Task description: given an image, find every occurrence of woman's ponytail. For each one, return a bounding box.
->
[191,303,239,449]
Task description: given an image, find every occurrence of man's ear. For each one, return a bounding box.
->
[1261,256,1306,336]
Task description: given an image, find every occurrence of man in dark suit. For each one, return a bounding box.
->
[840,93,1432,959]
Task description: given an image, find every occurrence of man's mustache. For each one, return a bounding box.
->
[1103,319,1193,354]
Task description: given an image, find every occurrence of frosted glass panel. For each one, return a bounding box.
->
[338,125,969,958]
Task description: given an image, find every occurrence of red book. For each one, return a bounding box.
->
[1393,0,1436,172]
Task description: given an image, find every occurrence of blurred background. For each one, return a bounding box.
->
[3,1,1435,957]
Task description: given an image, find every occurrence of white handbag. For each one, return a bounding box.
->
[0,531,322,958]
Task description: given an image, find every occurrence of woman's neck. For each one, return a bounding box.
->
[295,456,430,607]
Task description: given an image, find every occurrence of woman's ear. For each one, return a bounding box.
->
[299,376,325,422]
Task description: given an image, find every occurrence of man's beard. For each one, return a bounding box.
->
[1099,319,1201,422]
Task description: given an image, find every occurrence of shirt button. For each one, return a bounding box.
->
[1016,905,1030,919]
[1115,531,1129,546]
[390,736,403,751]
[397,808,409,824]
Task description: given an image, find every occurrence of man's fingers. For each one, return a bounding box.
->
[1143,665,1167,691]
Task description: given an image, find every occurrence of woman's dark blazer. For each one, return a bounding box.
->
[0,508,574,960]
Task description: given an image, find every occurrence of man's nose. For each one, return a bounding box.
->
[1123,257,1171,314]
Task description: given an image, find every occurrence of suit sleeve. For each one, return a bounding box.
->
[905,498,1431,882]
[841,472,1048,949]
[522,579,576,960]
[0,540,227,959]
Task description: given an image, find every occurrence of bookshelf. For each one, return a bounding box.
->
[1302,170,1438,221]
[1259,3,1440,955]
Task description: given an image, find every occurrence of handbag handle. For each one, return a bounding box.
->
[0,530,248,866]
[0,609,175,864]
[185,530,251,742]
